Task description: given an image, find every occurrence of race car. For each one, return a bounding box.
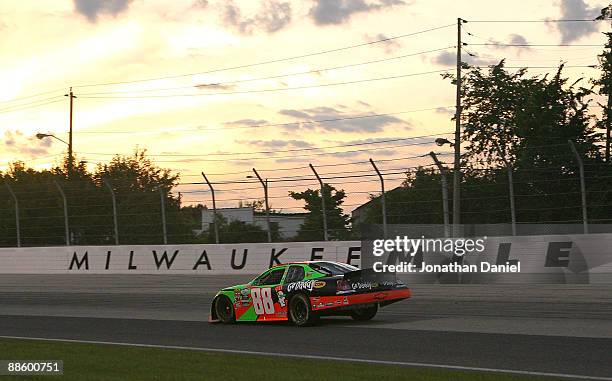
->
[209,261,411,326]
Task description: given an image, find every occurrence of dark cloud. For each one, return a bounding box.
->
[238,139,314,149]
[277,106,409,133]
[221,0,292,35]
[279,109,311,119]
[194,83,235,91]
[3,130,53,157]
[73,0,132,22]
[309,0,406,25]
[486,34,531,55]
[432,51,499,67]
[509,34,529,46]
[192,0,209,8]
[225,119,269,127]
[435,106,455,115]
[333,136,431,147]
[364,33,402,53]
[553,0,600,43]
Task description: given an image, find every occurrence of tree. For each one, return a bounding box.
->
[289,184,351,241]
[593,32,612,163]
[446,61,601,169]
[199,213,279,243]
[92,149,193,244]
[0,149,196,247]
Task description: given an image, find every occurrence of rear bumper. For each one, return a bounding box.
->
[310,288,411,311]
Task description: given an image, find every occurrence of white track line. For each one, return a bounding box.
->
[1,335,610,381]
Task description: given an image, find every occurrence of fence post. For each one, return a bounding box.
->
[369,158,387,239]
[494,143,517,236]
[160,189,168,244]
[568,140,588,234]
[5,183,21,247]
[309,164,329,241]
[53,180,70,246]
[252,168,272,243]
[103,179,119,245]
[202,172,219,244]
[429,152,450,238]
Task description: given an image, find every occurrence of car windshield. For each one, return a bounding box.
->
[310,262,358,276]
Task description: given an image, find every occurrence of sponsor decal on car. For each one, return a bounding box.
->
[277,290,287,307]
[351,282,375,290]
[286,280,315,292]
[314,280,326,288]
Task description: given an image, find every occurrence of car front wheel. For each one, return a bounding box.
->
[289,294,317,327]
[214,295,235,324]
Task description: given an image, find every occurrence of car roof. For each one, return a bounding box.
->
[270,260,345,269]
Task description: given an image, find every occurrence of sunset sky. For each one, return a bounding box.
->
[1,0,610,212]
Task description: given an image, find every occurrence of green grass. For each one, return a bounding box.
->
[0,338,557,381]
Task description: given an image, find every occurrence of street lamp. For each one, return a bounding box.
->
[36,132,73,176]
[435,137,454,147]
[247,170,271,243]
[36,133,69,146]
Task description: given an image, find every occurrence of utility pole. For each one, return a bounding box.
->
[64,87,76,177]
[453,17,464,235]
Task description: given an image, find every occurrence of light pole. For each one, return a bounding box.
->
[435,137,459,235]
[36,133,73,176]
[247,169,272,243]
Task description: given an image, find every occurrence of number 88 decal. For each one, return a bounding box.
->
[251,288,275,314]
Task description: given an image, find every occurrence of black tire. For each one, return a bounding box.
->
[214,295,235,324]
[350,304,378,321]
[288,294,318,327]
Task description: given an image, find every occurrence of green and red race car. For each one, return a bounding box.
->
[209,261,411,326]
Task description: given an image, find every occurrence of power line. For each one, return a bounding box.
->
[0,87,66,105]
[189,153,452,177]
[81,141,439,163]
[468,43,604,47]
[75,106,453,134]
[77,47,454,96]
[474,64,597,69]
[71,23,455,89]
[78,133,449,157]
[465,19,610,23]
[77,70,449,99]
[0,96,65,114]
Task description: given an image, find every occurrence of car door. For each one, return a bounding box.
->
[248,266,287,321]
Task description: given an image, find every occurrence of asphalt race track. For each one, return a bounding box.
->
[1,275,611,379]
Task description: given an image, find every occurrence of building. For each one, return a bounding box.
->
[351,186,404,226]
[201,207,307,240]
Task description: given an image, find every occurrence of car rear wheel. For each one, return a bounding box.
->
[350,304,378,321]
[214,295,235,324]
[289,294,317,327]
